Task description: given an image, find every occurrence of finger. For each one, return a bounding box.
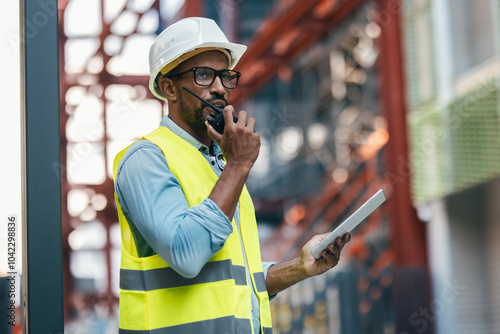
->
[223,105,235,127]
[321,249,339,266]
[246,117,256,132]
[205,121,221,143]
[327,243,340,260]
[237,110,247,126]
[343,232,351,243]
[334,236,345,249]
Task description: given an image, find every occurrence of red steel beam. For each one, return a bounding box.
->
[57,5,74,322]
[232,0,366,105]
[374,0,427,267]
[375,3,432,329]
[181,0,204,18]
[236,0,323,68]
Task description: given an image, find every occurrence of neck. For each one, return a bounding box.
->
[168,114,212,147]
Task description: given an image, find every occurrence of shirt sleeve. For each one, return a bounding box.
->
[262,261,278,299]
[115,140,233,278]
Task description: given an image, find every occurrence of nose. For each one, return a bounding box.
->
[209,74,227,96]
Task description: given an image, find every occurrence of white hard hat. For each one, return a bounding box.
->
[148,17,247,100]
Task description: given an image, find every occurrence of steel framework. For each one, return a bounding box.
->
[57,0,429,331]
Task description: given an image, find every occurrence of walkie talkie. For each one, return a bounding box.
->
[182,86,238,134]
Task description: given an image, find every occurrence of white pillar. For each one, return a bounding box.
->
[426,200,457,334]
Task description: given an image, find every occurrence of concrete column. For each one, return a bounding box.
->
[426,200,457,334]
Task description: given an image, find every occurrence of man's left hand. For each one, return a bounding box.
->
[300,232,351,277]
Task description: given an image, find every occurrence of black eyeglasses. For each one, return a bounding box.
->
[168,67,241,89]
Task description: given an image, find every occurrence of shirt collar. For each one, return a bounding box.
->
[160,116,223,157]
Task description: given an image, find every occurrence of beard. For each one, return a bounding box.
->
[178,95,208,130]
[178,92,228,131]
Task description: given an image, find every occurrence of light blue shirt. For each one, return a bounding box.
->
[115,116,275,333]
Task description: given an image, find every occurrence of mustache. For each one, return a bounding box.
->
[205,94,228,107]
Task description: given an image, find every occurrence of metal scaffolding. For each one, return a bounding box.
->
[57,0,429,331]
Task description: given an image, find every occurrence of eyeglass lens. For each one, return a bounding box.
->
[195,68,239,89]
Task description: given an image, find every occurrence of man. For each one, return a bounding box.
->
[113,17,350,334]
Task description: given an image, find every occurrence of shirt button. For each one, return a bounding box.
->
[211,161,215,165]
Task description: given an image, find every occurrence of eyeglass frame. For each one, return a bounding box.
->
[166,67,241,89]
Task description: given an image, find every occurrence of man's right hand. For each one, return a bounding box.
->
[206,105,261,221]
[206,105,261,170]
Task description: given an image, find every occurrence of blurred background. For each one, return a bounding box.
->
[2,0,500,333]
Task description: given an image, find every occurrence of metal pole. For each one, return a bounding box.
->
[21,0,64,332]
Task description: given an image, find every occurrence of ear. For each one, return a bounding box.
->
[158,77,178,102]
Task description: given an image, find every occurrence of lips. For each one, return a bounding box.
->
[209,99,227,109]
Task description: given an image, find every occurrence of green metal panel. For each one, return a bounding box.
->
[447,80,500,193]
[409,103,448,203]
[409,79,500,203]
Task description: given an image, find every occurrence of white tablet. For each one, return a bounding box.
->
[310,189,386,259]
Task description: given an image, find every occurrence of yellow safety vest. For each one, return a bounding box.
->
[113,126,273,334]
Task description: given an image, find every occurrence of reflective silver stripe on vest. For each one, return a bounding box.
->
[253,272,267,293]
[119,316,252,334]
[121,259,247,291]
[262,327,273,334]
